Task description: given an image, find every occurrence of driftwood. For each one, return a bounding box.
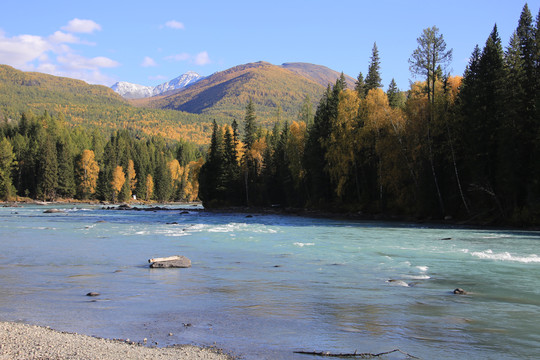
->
[294,348,419,359]
[148,255,182,263]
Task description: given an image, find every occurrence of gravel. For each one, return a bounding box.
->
[0,321,233,360]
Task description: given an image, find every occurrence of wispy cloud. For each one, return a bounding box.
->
[141,56,157,67]
[49,31,79,44]
[166,51,211,66]
[194,51,210,65]
[0,33,51,67]
[0,19,117,85]
[163,20,185,30]
[61,18,102,34]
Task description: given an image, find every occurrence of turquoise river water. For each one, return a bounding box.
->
[0,204,539,359]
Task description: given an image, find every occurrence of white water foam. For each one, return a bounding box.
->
[471,249,540,263]
[416,265,429,272]
[405,274,431,280]
[294,242,315,247]
[386,280,409,287]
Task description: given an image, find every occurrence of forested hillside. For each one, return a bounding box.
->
[131,61,331,126]
[0,65,217,145]
[198,4,540,225]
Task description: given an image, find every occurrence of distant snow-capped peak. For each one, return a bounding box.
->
[111,71,203,99]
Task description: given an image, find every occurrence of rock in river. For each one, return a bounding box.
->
[149,255,191,268]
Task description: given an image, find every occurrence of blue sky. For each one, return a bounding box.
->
[0,1,538,90]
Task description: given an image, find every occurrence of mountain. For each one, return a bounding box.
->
[0,64,127,112]
[111,71,203,99]
[132,61,353,125]
[281,62,356,89]
[0,64,214,144]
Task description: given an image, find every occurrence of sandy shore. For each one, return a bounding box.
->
[0,322,233,360]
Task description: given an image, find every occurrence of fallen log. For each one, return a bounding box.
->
[293,348,419,359]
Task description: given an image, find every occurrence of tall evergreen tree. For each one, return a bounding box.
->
[365,42,382,94]
[386,78,402,108]
[56,140,76,198]
[0,138,16,200]
[409,26,453,216]
[38,135,58,201]
[243,98,257,151]
[409,26,453,107]
[354,72,366,99]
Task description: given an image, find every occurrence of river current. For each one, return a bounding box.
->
[0,204,539,359]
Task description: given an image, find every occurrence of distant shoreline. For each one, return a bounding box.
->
[2,199,539,231]
[0,321,233,360]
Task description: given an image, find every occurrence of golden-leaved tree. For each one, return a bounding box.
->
[325,89,360,198]
[77,149,99,199]
[145,174,154,201]
[111,165,125,202]
[127,159,137,198]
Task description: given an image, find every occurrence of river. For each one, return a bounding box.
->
[0,204,539,359]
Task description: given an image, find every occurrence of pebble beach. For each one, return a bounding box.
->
[0,322,233,360]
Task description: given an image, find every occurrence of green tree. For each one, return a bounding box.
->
[0,138,16,200]
[409,26,453,216]
[386,78,403,108]
[38,135,58,201]
[365,42,382,94]
[56,140,76,198]
[354,72,366,99]
[243,98,257,151]
[409,26,453,107]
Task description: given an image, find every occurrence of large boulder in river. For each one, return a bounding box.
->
[43,209,65,213]
[149,255,191,268]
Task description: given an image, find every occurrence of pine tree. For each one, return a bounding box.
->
[409,26,453,216]
[365,43,382,94]
[0,138,16,200]
[354,72,366,99]
[243,98,257,151]
[409,26,453,107]
[38,135,58,201]
[386,78,402,108]
[56,140,76,198]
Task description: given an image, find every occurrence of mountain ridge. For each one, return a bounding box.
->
[111,71,204,99]
[130,61,356,124]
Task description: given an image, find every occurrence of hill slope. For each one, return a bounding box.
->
[0,64,127,113]
[0,65,214,144]
[132,61,345,125]
[281,62,356,89]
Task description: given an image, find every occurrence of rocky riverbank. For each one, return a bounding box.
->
[0,322,233,360]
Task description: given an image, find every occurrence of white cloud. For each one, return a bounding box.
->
[165,51,211,66]
[57,53,119,70]
[164,20,184,30]
[194,51,211,65]
[49,31,79,44]
[0,22,119,85]
[141,56,157,67]
[0,33,50,68]
[62,18,102,34]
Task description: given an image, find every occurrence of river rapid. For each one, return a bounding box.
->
[0,204,539,359]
